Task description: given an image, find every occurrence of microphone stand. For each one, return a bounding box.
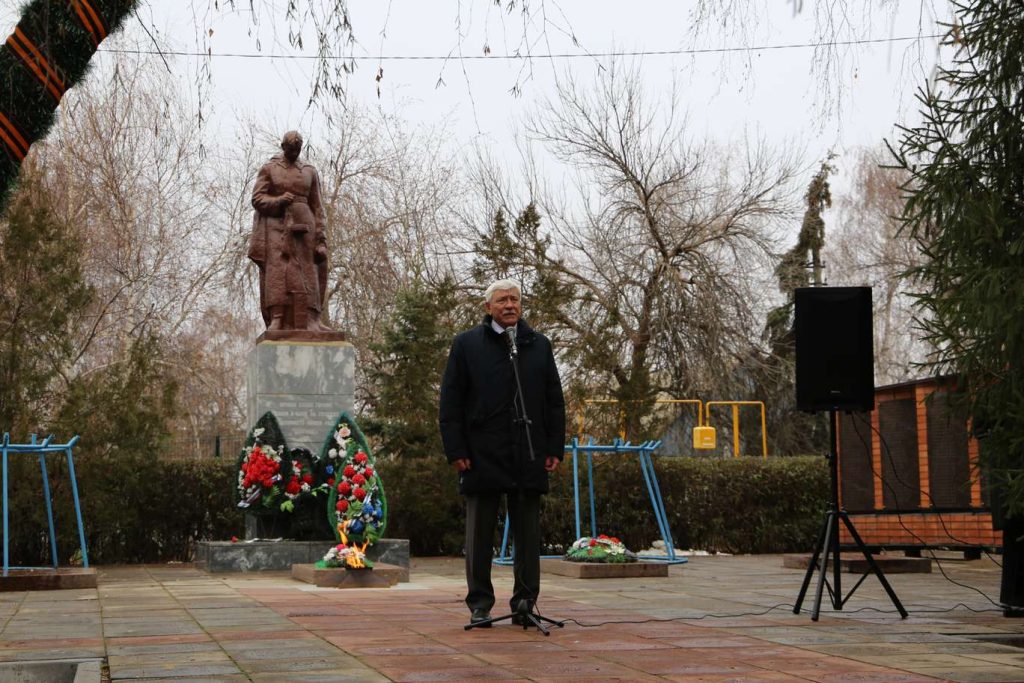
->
[465,328,565,635]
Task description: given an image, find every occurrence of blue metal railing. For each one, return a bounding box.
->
[497,437,686,565]
[2,433,87,576]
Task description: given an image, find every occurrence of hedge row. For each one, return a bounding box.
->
[379,454,829,556]
[5,452,827,565]
[4,453,244,565]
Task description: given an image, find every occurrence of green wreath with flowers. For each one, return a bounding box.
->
[318,411,388,547]
[565,535,638,563]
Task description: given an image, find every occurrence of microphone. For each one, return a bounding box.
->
[504,326,518,357]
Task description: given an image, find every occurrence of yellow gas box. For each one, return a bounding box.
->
[693,426,717,450]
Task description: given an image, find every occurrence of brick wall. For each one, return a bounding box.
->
[836,377,998,548]
[842,511,999,546]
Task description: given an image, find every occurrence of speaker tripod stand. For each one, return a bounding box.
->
[793,410,908,621]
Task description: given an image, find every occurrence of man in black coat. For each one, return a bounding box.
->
[439,279,566,626]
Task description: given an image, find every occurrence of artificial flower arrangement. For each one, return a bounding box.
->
[565,534,638,563]
[319,542,370,570]
[237,412,329,514]
[277,447,322,513]
[316,411,388,569]
[236,413,288,512]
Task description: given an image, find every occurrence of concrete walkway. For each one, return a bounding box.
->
[0,554,1021,682]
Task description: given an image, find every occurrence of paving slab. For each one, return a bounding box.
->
[0,556,1020,681]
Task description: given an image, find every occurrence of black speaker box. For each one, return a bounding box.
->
[794,286,874,412]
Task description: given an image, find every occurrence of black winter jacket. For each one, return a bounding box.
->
[439,316,566,494]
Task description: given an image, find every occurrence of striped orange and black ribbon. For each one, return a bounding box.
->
[0,113,30,162]
[5,27,68,103]
[68,0,109,47]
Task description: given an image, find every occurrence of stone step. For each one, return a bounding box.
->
[782,553,932,573]
[291,562,407,588]
[0,567,98,592]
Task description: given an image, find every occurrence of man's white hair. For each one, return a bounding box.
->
[483,278,521,303]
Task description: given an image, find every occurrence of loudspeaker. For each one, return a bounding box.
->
[794,286,874,412]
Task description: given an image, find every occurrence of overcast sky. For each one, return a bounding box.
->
[3,1,948,191]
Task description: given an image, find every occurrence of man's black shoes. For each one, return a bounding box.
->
[469,608,492,628]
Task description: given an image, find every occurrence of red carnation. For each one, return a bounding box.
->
[302,473,314,485]
[354,487,366,501]
[336,499,349,512]
[611,537,620,544]
[589,539,598,547]
[285,479,301,495]
[352,473,366,486]
[354,451,368,464]
[363,467,374,479]
[338,482,351,495]
[343,465,357,478]
[599,534,609,540]
[327,477,335,486]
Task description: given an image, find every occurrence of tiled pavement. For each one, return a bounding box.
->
[0,554,1022,682]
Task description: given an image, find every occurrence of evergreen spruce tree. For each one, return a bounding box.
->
[363,278,472,554]
[892,0,1024,612]
[893,0,1024,517]
[0,171,93,434]
[756,160,834,455]
[365,278,467,459]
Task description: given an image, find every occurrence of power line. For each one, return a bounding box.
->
[98,33,944,62]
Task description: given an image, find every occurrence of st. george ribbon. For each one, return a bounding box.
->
[504,326,518,357]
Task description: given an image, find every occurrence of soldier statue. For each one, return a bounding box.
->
[248,131,331,332]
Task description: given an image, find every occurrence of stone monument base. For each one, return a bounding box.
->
[246,338,355,454]
[292,562,406,588]
[196,538,409,573]
[540,559,669,579]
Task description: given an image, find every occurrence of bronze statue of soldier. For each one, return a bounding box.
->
[249,131,332,333]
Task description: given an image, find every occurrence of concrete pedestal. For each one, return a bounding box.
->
[782,553,932,573]
[0,567,98,591]
[246,339,355,454]
[195,538,410,573]
[291,562,407,587]
[540,559,669,579]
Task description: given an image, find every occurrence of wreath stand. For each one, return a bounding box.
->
[497,437,687,566]
[1,433,92,588]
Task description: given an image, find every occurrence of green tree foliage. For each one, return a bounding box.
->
[754,160,835,456]
[365,278,472,459]
[768,157,834,342]
[0,171,93,435]
[363,279,472,554]
[472,204,573,337]
[52,333,178,457]
[892,0,1024,516]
